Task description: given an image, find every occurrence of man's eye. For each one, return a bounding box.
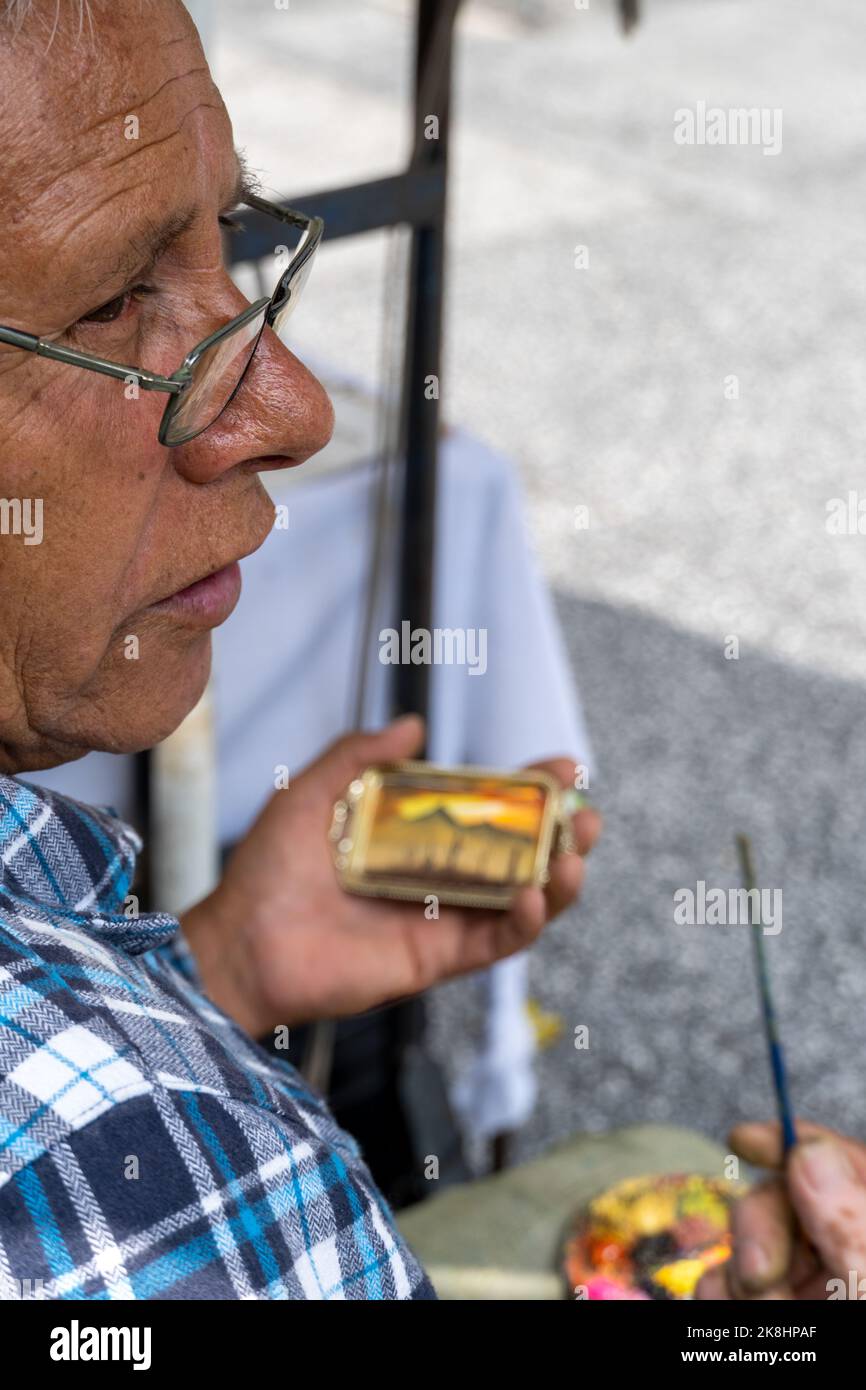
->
[78,285,153,326]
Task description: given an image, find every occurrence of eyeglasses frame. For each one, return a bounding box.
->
[0,192,324,447]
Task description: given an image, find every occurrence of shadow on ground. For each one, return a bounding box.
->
[430,592,866,1167]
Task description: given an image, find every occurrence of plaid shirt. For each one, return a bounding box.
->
[0,774,434,1300]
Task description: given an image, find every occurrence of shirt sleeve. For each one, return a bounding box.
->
[0,1086,436,1300]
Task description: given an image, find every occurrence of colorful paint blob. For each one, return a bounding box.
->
[562,1174,740,1301]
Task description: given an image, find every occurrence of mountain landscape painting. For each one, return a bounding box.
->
[362,775,547,889]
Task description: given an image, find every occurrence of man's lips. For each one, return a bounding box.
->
[147,560,243,626]
[139,464,304,628]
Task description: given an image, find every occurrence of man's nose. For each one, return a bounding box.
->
[169,320,335,485]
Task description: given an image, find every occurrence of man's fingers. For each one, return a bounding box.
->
[528,756,576,786]
[728,1181,795,1297]
[787,1238,822,1293]
[542,847,585,919]
[696,1266,729,1300]
[527,758,601,856]
[304,715,426,800]
[696,1261,794,1302]
[429,865,583,986]
[573,806,602,857]
[730,1121,866,1190]
[787,1138,866,1288]
[504,885,548,946]
[403,891,547,989]
[730,1120,839,1171]
[725,1125,866,1298]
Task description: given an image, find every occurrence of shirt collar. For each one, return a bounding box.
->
[0,773,178,955]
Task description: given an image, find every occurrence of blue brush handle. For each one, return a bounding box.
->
[769,1039,797,1154]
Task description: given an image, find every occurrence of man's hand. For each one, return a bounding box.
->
[181,715,601,1037]
[697,1120,866,1300]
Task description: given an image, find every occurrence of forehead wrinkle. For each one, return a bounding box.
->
[78,63,213,140]
[5,86,228,230]
[16,99,237,278]
[47,175,156,249]
[101,100,227,172]
[62,148,245,302]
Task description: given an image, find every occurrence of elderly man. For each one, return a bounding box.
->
[0,0,603,1300]
[1,0,862,1308]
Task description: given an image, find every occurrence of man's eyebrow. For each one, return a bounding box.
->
[79,153,260,304]
[223,150,262,211]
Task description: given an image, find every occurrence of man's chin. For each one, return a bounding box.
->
[13,637,215,771]
[105,637,215,755]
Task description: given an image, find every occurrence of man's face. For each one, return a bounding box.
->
[0,0,333,772]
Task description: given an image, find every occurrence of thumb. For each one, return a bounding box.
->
[305,715,426,798]
[787,1138,866,1290]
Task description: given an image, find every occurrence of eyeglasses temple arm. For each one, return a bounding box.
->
[0,326,184,395]
[242,193,314,230]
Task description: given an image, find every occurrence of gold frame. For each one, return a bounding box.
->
[330,760,562,910]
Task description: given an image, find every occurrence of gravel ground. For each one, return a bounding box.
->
[206,0,866,1163]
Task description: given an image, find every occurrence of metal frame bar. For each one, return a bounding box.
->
[395,0,459,725]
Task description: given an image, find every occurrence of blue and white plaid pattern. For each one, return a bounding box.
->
[0,775,434,1300]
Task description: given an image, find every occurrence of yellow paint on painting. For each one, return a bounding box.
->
[390,789,542,836]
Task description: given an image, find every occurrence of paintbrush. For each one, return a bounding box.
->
[736,834,797,1156]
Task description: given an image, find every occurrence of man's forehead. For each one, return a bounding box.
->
[0,4,236,307]
[1,1,211,193]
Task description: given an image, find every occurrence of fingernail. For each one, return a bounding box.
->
[796,1139,853,1193]
[735,1236,773,1286]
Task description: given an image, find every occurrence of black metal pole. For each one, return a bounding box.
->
[394,0,461,727]
[387,0,471,1199]
[225,3,469,1200]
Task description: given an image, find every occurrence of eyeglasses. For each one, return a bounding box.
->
[0,193,323,447]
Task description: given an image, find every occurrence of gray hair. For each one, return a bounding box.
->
[2,0,91,16]
[1,0,96,43]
